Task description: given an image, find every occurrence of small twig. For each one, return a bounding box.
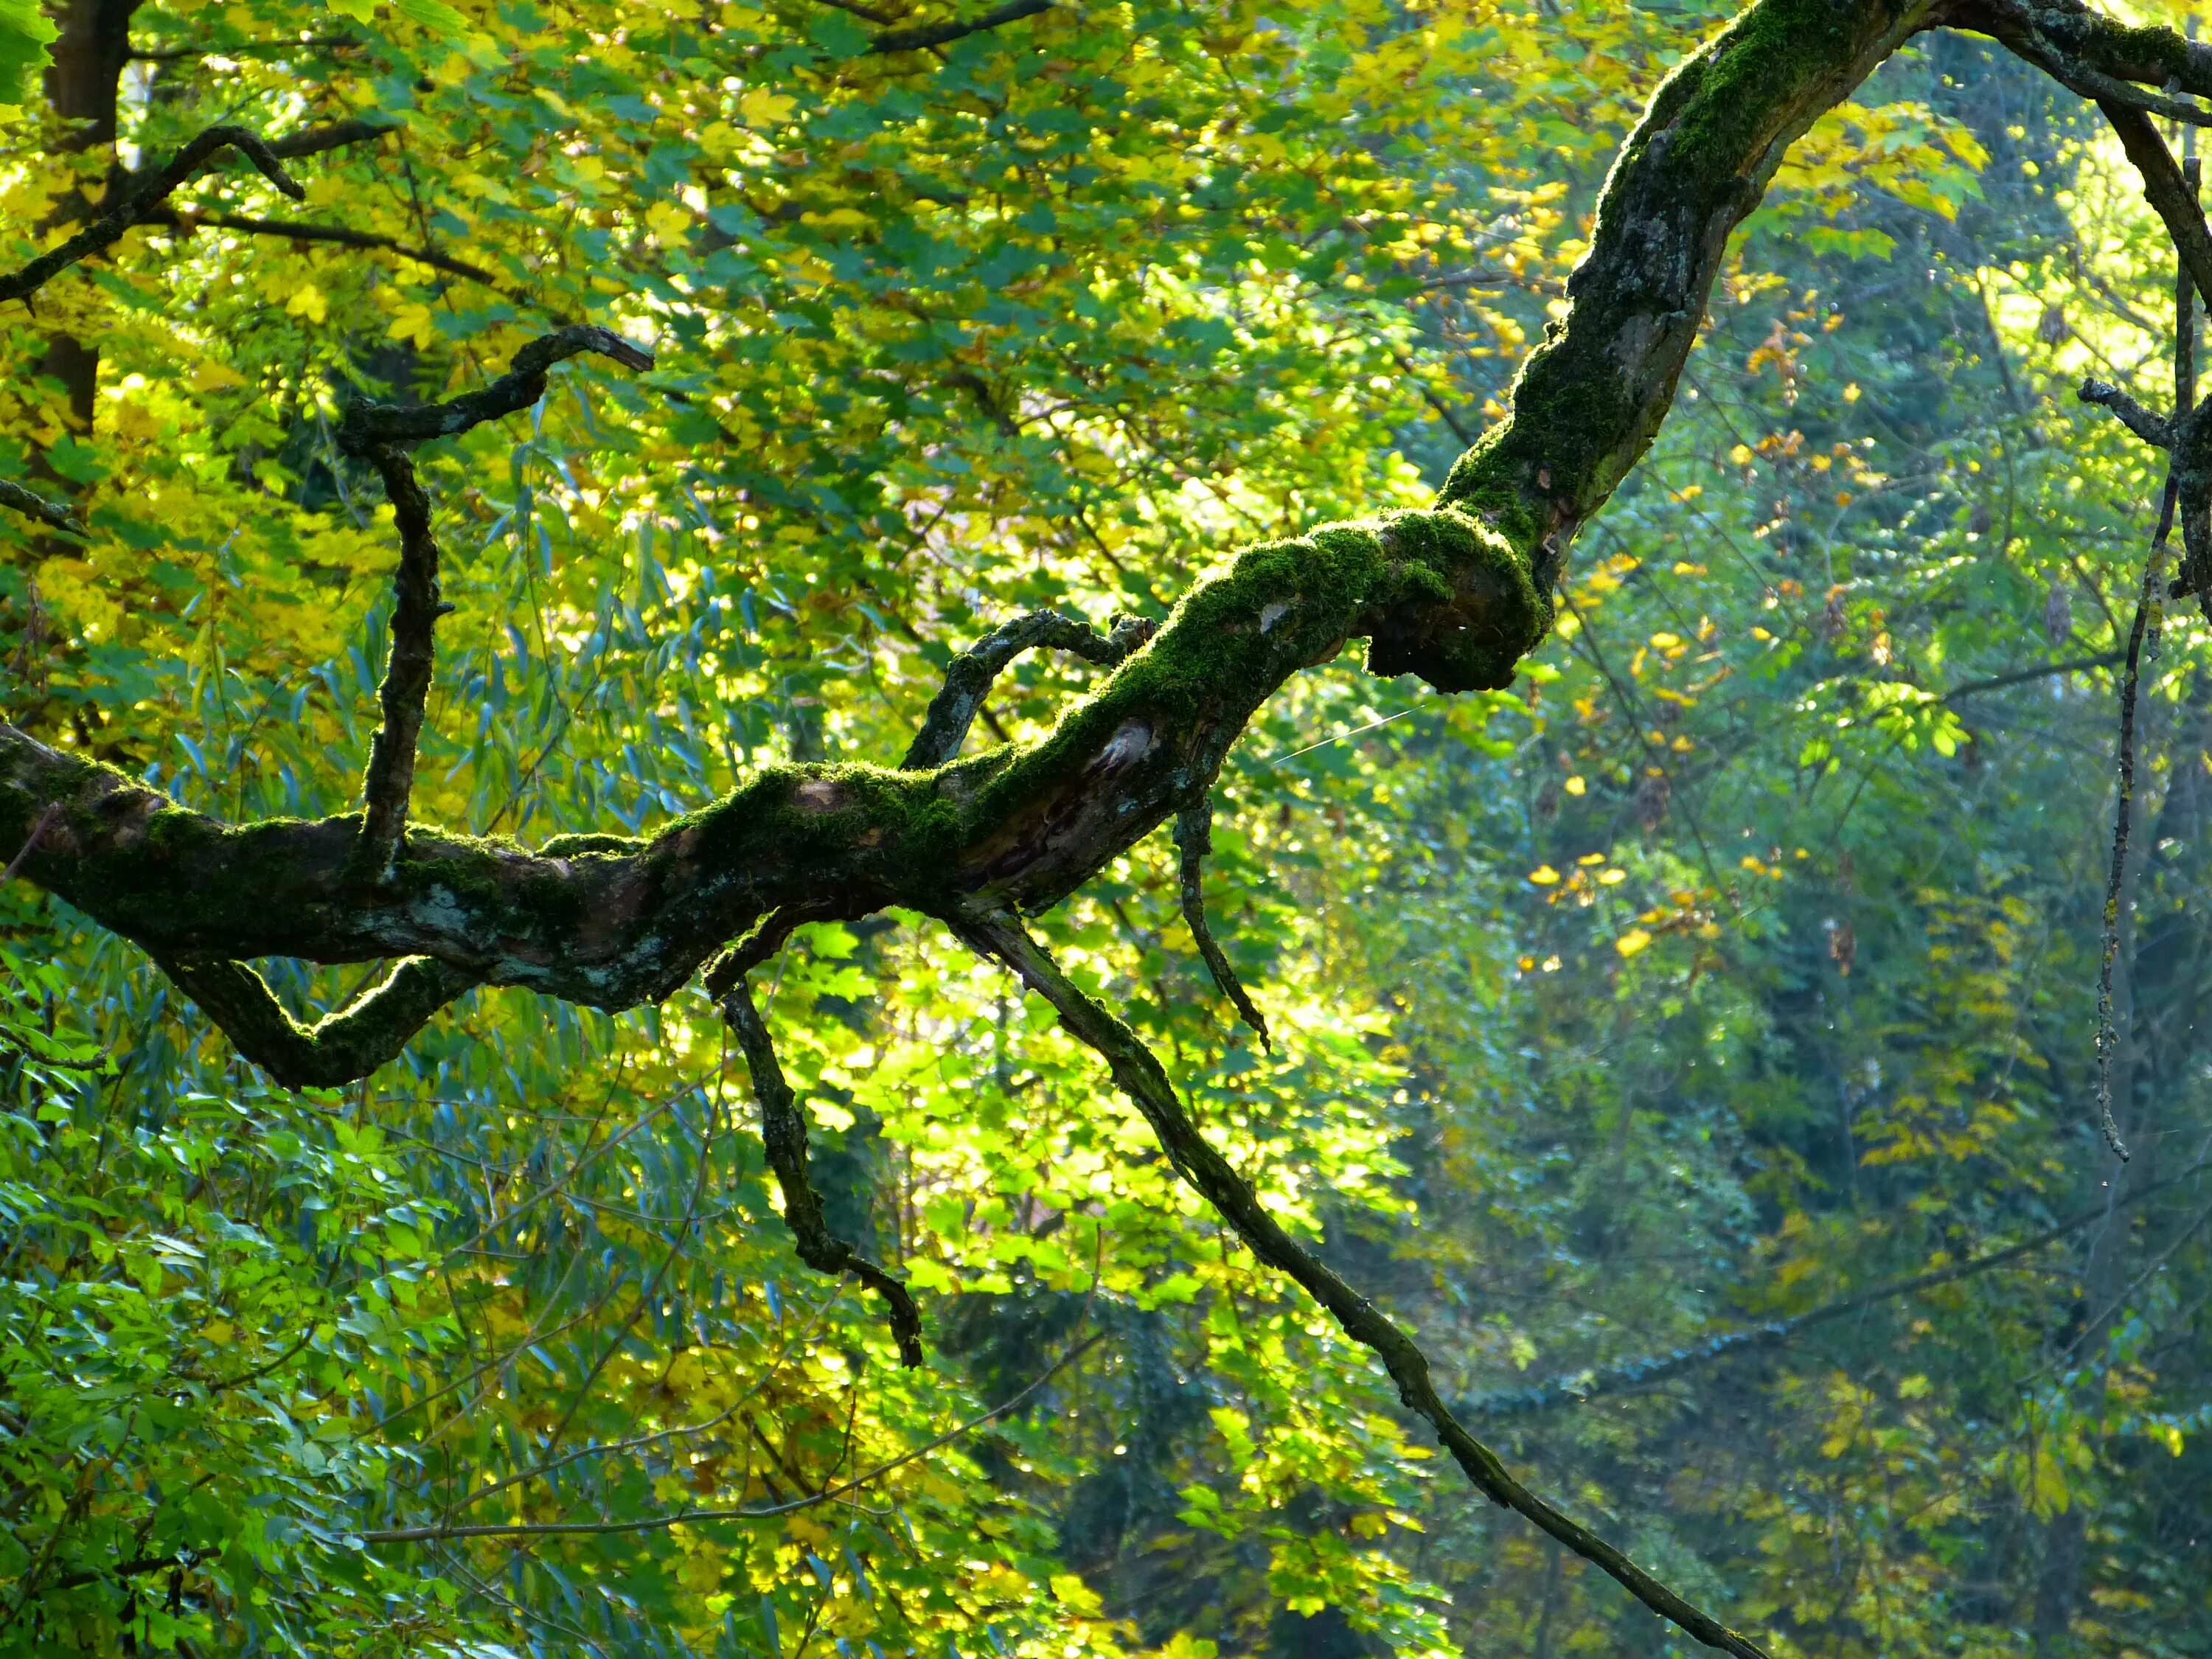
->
[1173,795,1270,1048]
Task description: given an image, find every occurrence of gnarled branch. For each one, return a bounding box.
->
[867,0,1053,55]
[902,609,1155,771]
[723,978,925,1366]
[334,324,654,455]
[337,327,653,881]
[155,954,479,1091]
[352,446,446,884]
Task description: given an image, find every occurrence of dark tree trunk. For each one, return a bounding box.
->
[38,0,142,436]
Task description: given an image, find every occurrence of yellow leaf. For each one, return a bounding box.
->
[1049,1573,1103,1615]
[389,303,436,349]
[284,283,327,324]
[1615,928,1653,958]
[739,86,796,128]
[1528,864,1560,886]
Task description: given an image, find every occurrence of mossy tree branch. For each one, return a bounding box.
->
[7,4,2211,1641]
[902,609,1155,771]
[152,955,479,1091]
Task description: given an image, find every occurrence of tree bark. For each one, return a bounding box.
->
[0,0,2203,1083]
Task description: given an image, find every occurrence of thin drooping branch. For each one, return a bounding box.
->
[2089,158,2199,1164]
[2094,102,2212,315]
[144,207,501,287]
[723,978,925,1367]
[0,479,83,534]
[866,0,1053,56]
[901,609,1154,771]
[350,446,447,884]
[954,908,1770,1659]
[0,125,305,305]
[155,955,479,1091]
[1464,1152,2212,1419]
[355,1327,1102,1545]
[1172,794,1270,1048]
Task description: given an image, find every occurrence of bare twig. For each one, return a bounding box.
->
[867,0,1054,55]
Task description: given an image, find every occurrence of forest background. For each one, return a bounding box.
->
[3,0,2210,1655]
